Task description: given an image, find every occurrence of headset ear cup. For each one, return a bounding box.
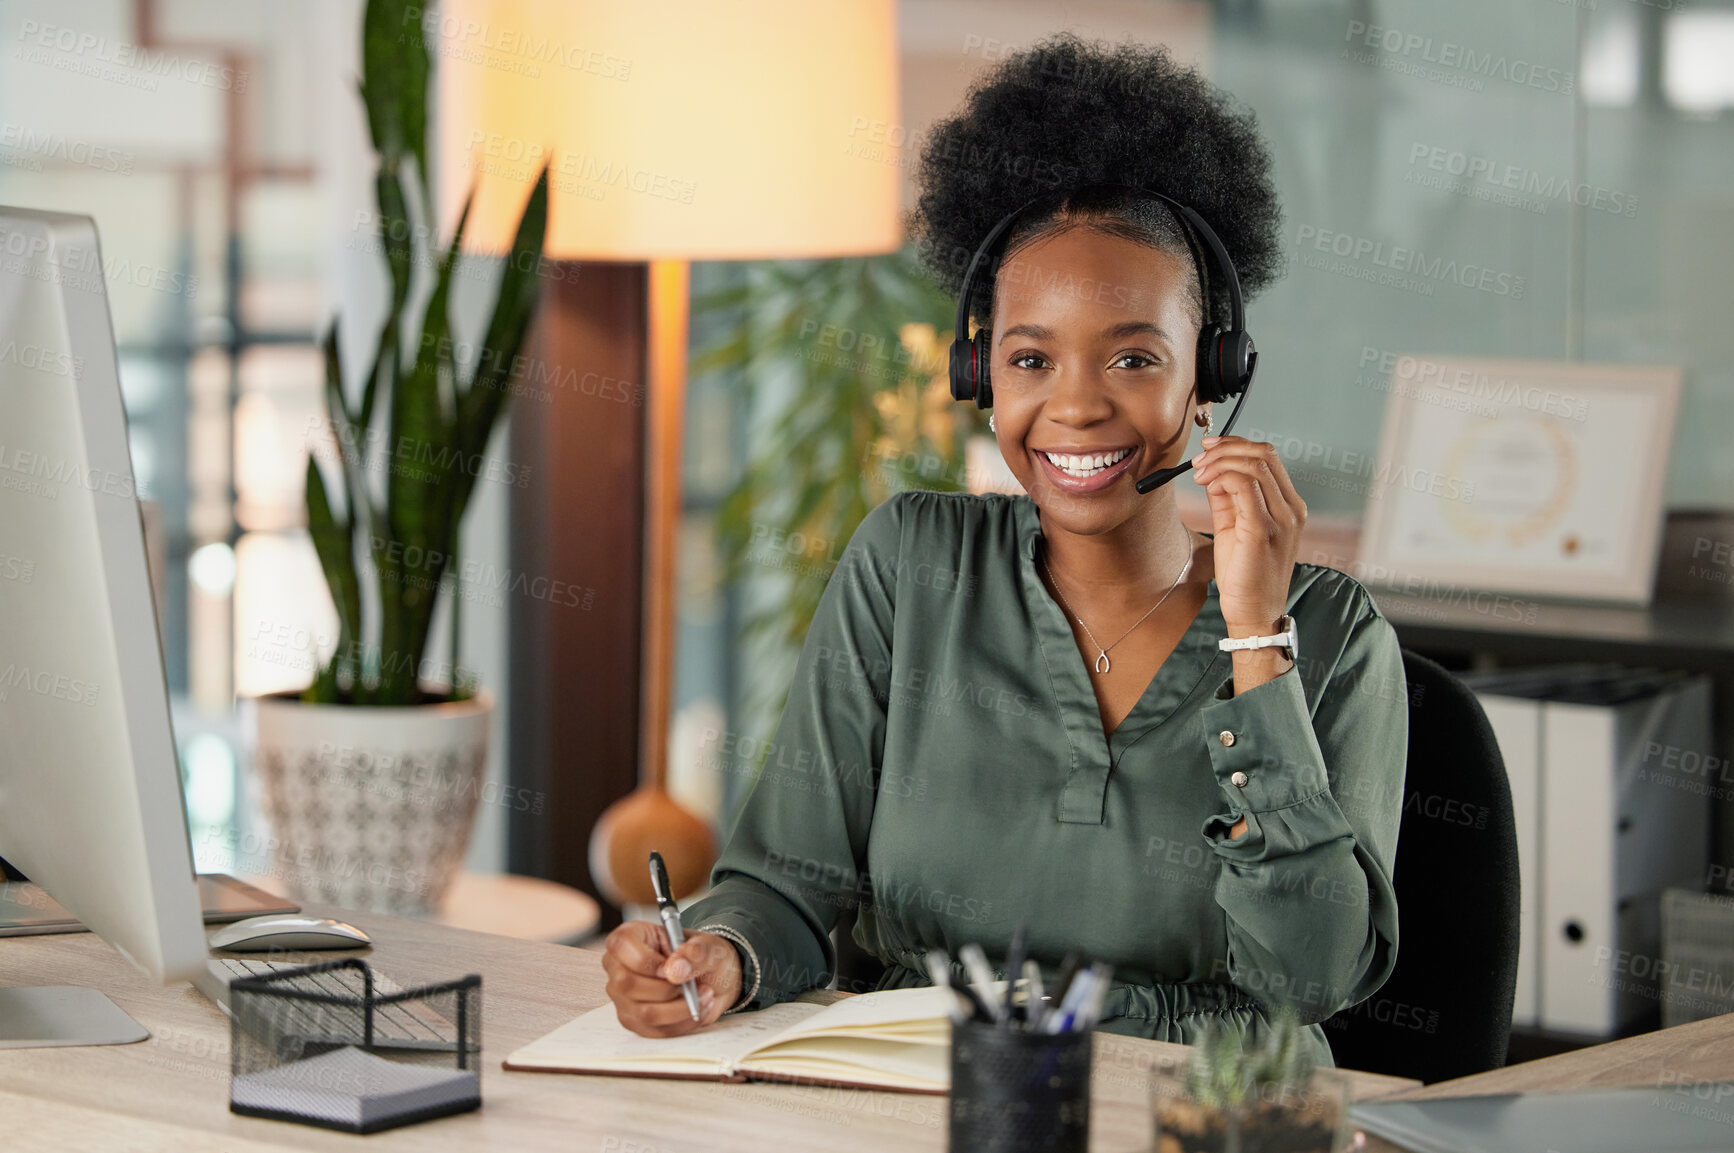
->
[1196,323,1226,404]
[948,337,975,402]
[1225,330,1255,395]
[973,327,994,409]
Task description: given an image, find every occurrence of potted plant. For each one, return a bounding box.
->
[691,256,972,749]
[245,0,548,915]
[1151,1010,1351,1153]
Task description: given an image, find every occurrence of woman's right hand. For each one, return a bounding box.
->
[601,921,743,1037]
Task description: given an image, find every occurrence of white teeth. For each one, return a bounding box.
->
[1042,448,1131,477]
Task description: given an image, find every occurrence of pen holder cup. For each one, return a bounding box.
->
[949,1017,1092,1153]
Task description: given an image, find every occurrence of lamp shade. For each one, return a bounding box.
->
[435,0,903,259]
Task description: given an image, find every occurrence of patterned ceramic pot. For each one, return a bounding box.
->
[244,692,493,915]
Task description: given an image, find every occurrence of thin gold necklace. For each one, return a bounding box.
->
[1040,535,1194,674]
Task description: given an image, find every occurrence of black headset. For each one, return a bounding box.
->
[946,183,1257,493]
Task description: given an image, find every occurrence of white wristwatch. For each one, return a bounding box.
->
[1218,615,1298,662]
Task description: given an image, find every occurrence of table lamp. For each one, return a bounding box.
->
[439,0,902,905]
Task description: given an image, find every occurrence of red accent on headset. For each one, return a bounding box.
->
[970,338,979,395]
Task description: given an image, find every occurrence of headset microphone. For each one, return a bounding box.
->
[1133,364,1256,493]
[946,183,1257,495]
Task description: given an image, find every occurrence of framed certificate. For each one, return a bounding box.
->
[1358,357,1682,605]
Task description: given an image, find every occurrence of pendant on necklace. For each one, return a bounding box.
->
[1095,652,1110,674]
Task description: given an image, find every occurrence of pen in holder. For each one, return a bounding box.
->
[949,1014,1092,1153]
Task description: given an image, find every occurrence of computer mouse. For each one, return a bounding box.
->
[208,914,372,952]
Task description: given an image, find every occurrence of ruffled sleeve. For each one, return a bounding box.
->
[1195,582,1407,1023]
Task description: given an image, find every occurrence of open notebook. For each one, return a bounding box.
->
[503,986,964,1094]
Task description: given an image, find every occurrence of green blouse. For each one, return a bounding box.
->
[681,490,1408,1066]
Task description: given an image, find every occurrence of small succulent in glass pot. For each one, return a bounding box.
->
[1151,1008,1351,1153]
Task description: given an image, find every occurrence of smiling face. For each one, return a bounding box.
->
[989,225,1202,537]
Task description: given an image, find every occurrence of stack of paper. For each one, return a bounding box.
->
[230,1044,481,1133]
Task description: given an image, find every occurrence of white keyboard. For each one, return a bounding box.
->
[198,957,459,1050]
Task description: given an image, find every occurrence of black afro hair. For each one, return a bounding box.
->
[909,32,1283,332]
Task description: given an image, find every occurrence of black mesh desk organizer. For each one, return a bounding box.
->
[228,958,481,1133]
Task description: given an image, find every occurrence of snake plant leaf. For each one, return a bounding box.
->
[377,274,459,700]
[364,310,405,699]
[305,0,545,705]
[431,184,476,394]
[474,164,550,375]
[397,22,429,195]
[451,164,548,525]
[359,0,428,183]
[320,321,380,544]
[387,186,474,528]
[360,0,427,326]
[374,167,414,327]
[385,342,451,553]
[320,318,357,425]
[438,184,476,275]
[357,313,394,450]
[302,456,361,704]
[376,183,481,704]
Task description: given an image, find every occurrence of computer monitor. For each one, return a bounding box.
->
[0,206,207,1045]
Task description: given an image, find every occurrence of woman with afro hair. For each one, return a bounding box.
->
[604,33,1406,1068]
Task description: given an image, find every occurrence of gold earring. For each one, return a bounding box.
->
[988,413,996,433]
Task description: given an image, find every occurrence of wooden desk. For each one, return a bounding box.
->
[0,907,1413,1151]
[1359,1011,1734,1152]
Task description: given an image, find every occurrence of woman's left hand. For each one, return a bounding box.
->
[1191,435,1307,636]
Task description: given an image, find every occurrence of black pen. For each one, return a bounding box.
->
[649,851,701,1021]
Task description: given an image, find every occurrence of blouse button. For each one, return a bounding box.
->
[1231,771,1249,788]
[1218,730,1236,747]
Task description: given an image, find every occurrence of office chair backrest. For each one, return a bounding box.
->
[1323,649,1521,1083]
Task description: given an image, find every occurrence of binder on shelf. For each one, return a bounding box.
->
[1462,664,1619,1030]
[1540,673,1710,1035]
[1464,666,1713,1038]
